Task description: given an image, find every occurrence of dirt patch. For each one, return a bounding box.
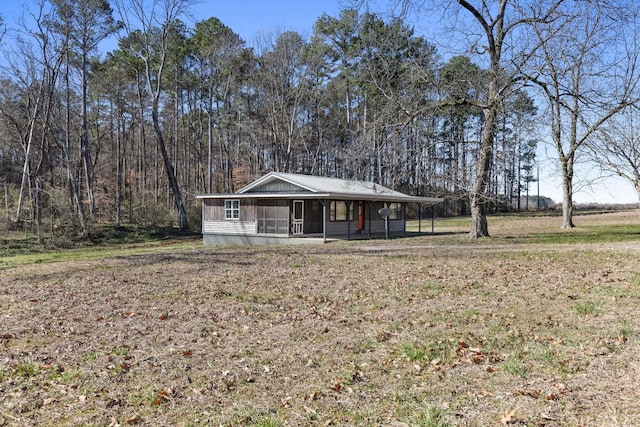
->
[2,214,640,426]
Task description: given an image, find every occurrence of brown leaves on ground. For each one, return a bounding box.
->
[2,212,640,425]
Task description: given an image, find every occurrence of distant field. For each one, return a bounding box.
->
[1,210,640,426]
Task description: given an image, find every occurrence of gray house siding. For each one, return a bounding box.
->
[202,198,257,221]
[248,181,304,193]
[202,198,258,234]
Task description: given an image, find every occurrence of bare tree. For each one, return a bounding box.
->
[192,17,247,192]
[362,0,562,237]
[253,30,313,174]
[10,1,87,232]
[95,50,137,228]
[114,0,196,231]
[525,1,640,227]
[49,0,119,219]
[587,108,640,205]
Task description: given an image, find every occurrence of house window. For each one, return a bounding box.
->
[330,201,353,221]
[225,199,240,219]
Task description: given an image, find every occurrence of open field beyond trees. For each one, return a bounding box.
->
[2,211,640,426]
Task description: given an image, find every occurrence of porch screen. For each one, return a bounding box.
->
[257,200,289,234]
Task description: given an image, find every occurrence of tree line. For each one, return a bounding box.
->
[0,0,638,240]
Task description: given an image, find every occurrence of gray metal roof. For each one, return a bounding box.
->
[196,172,442,204]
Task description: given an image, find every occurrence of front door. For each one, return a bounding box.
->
[358,200,365,231]
[292,200,304,235]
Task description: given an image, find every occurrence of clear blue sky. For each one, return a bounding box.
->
[0,0,636,204]
[193,0,346,43]
[0,0,354,43]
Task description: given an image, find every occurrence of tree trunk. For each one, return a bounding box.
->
[468,104,496,238]
[35,177,43,244]
[16,84,44,223]
[560,157,575,228]
[151,102,188,231]
[81,54,96,218]
[64,56,88,235]
[207,103,213,193]
[4,183,9,224]
[16,131,33,223]
[115,109,123,229]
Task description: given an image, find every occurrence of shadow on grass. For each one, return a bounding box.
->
[1,225,200,258]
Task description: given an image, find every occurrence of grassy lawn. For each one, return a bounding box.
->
[1,210,640,426]
[0,226,201,269]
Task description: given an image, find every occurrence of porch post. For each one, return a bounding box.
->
[367,201,372,239]
[347,201,351,240]
[432,204,435,234]
[418,202,422,233]
[403,204,406,235]
[321,199,327,243]
[385,202,390,239]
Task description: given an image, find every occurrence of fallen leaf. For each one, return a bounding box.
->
[43,397,57,405]
[152,389,171,405]
[501,409,517,425]
[330,378,343,392]
[280,395,292,408]
[471,353,485,364]
[126,414,140,424]
[516,389,541,398]
[304,391,320,401]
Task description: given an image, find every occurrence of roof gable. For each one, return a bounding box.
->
[243,179,308,194]
[238,172,317,194]
[238,172,402,197]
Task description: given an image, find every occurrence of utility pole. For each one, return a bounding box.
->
[537,163,540,211]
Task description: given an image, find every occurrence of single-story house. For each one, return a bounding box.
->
[196,172,442,245]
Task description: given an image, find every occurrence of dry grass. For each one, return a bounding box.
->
[2,211,640,426]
